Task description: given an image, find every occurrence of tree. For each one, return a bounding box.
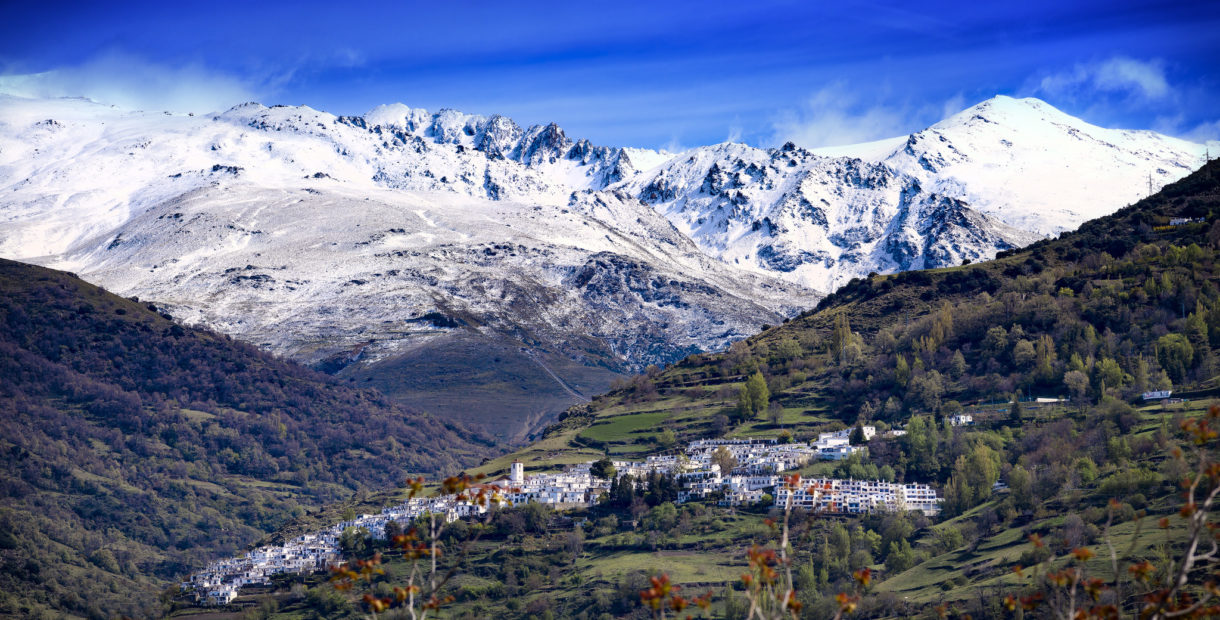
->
[590,456,616,481]
[1093,357,1128,393]
[1134,354,1150,392]
[1013,339,1037,369]
[949,349,967,379]
[339,526,371,560]
[775,337,802,362]
[735,386,753,422]
[609,474,636,508]
[656,429,676,448]
[908,370,944,412]
[885,539,915,574]
[384,520,403,542]
[744,371,770,417]
[643,502,677,532]
[1157,333,1194,384]
[904,415,940,480]
[1034,334,1056,382]
[1007,465,1034,512]
[982,326,1009,356]
[831,314,851,363]
[849,424,867,445]
[1064,370,1090,410]
[1009,395,1022,425]
[943,444,1001,515]
[711,447,738,474]
[767,402,784,427]
[895,354,911,387]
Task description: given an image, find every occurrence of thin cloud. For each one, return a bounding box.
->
[0,51,260,114]
[940,93,967,122]
[1161,117,1220,144]
[725,121,744,144]
[770,85,915,149]
[771,86,905,148]
[1025,56,1220,144]
[1033,56,1170,102]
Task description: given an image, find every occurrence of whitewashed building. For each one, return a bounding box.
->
[775,478,941,516]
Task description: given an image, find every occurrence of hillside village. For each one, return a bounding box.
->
[186,430,940,605]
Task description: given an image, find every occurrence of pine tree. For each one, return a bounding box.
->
[849,424,866,445]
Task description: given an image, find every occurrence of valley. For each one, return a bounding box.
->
[1,94,1211,439]
[164,160,1220,618]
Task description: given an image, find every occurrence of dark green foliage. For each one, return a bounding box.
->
[606,474,637,508]
[849,424,866,445]
[0,259,492,618]
[590,456,616,480]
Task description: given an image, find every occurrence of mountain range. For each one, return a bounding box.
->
[0,94,1212,437]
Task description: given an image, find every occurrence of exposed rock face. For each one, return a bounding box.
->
[0,93,1209,437]
[620,97,1209,292]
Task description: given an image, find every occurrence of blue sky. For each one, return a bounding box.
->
[2,0,1217,149]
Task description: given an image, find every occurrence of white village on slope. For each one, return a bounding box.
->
[186,429,940,605]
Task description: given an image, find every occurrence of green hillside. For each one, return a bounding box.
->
[0,260,496,619]
[197,161,1210,620]
[178,163,1220,619]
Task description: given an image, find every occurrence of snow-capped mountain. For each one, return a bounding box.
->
[0,94,1210,437]
[828,96,1211,235]
[0,95,806,438]
[621,141,1040,292]
[622,96,1211,291]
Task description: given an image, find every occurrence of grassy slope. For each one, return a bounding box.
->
[338,331,623,443]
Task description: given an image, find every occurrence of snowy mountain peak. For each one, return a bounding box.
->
[615,95,1210,291]
[944,94,1070,123]
[362,102,431,132]
[0,92,1212,434]
[0,93,1211,428]
[876,96,1210,235]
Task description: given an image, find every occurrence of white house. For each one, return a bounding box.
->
[949,414,973,426]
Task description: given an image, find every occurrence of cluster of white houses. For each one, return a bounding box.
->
[186,431,939,605]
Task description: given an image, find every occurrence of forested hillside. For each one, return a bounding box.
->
[0,259,495,619]
[309,159,1219,618]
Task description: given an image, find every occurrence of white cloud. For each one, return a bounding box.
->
[726,123,743,144]
[940,93,967,122]
[770,84,912,149]
[1155,113,1220,144]
[1035,56,1170,102]
[1178,119,1220,144]
[768,84,961,149]
[662,136,689,154]
[0,51,260,114]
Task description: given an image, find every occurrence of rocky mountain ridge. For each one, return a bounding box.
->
[0,94,1210,436]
